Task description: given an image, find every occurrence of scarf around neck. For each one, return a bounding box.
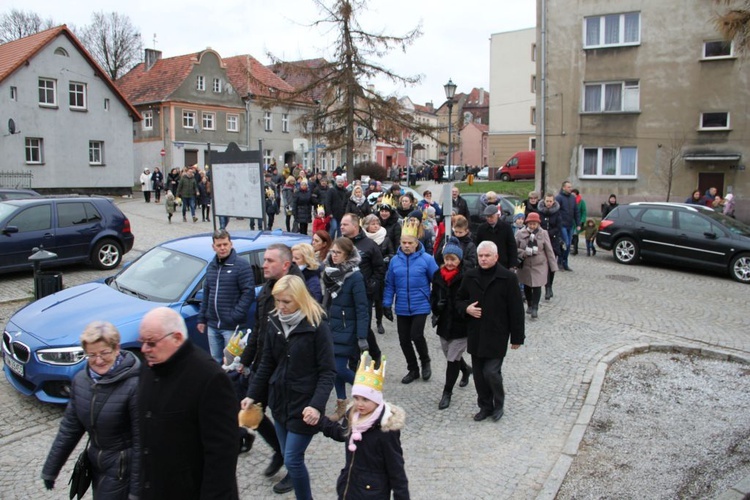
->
[350,193,366,205]
[322,252,361,309]
[277,309,304,338]
[348,402,387,451]
[366,226,387,246]
[440,266,459,285]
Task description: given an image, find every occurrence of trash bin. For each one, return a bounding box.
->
[34,271,63,300]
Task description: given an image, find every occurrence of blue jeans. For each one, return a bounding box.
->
[207,326,233,363]
[334,355,355,399]
[329,217,341,238]
[560,225,573,268]
[182,197,196,218]
[274,421,314,500]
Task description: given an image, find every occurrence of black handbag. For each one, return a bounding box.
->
[68,438,92,499]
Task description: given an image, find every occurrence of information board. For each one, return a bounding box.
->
[211,162,265,219]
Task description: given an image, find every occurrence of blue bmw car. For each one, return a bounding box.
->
[2,230,311,403]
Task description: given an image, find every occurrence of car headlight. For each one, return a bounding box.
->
[37,347,86,366]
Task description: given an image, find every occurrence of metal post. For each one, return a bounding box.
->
[448,102,453,181]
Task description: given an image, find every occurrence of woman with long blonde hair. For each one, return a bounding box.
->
[292,243,322,303]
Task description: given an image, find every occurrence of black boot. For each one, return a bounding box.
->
[531,306,538,319]
[544,286,552,301]
[421,362,432,381]
[401,370,420,384]
[273,474,294,494]
[459,361,472,388]
[264,452,284,477]
[238,428,255,454]
[439,391,451,410]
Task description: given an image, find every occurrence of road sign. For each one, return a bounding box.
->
[160,149,166,157]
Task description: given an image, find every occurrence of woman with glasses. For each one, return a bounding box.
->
[241,275,336,500]
[42,321,141,499]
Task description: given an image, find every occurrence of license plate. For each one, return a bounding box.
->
[3,353,24,377]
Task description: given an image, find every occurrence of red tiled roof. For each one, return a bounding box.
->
[414,103,435,114]
[0,25,140,118]
[223,55,296,98]
[268,58,330,100]
[463,88,490,107]
[116,52,199,104]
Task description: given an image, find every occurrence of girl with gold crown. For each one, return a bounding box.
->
[316,352,409,499]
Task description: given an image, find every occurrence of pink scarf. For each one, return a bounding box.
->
[348,402,385,451]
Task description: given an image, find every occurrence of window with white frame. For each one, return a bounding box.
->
[354,153,360,164]
[282,113,289,132]
[529,137,537,150]
[183,110,196,129]
[581,146,637,178]
[362,153,369,162]
[583,81,639,113]
[25,138,43,164]
[142,110,153,130]
[264,111,272,131]
[531,43,536,62]
[330,152,337,169]
[89,141,104,165]
[321,152,328,171]
[104,98,110,110]
[213,78,222,93]
[38,78,56,106]
[530,107,537,125]
[584,12,640,49]
[10,86,17,101]
[196,75,205,91]
[69,82,86,109]
[703,40,734,59]
[531,75,537,93]
[699,112,730,130]
[202,112,215,130]
[263,149,273,166]
[227,114,239,132]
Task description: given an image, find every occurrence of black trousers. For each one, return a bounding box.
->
[396,314,430,372]
[524,286,542,308]
[471,355,506,412]
[349,298,382,370]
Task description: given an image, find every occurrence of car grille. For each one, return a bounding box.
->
[3,331,30,363]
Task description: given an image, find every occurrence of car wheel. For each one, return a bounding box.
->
[92,239,123,270]
[500,173,511,182]
[729,253,750,284]
[613,237,639,265]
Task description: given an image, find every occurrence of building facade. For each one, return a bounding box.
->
[489,27,537,168]
[539,1,749,218]
[460,122,489,167]
[0,26,139,192]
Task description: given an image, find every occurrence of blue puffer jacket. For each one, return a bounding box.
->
[383,242,439,316]
[198,248,255,330]
[327,270,369,357]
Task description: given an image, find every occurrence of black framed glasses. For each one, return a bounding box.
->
[138,331,176,348]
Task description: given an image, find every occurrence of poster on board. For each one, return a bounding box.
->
[211,162,264,220]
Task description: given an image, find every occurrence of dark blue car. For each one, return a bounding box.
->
[2,230,311,403]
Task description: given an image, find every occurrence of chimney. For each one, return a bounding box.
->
[144,49,162,71]
[425,101,433,111]
[479,88,485,105]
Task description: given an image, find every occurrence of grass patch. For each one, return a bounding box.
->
[455,180,534,197]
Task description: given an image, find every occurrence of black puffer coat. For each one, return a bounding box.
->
[42,351,141,499]
[293,188,314,224]
[430,268,467,341]
[537,199,562,255]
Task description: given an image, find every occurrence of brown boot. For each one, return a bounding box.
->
[328,399,349,422]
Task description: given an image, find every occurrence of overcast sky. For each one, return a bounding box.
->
[7,0,536,105]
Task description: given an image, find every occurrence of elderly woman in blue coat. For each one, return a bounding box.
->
[322,237,370,422]
[383,220,439,384]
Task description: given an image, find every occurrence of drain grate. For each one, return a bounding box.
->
[606,274,639,283]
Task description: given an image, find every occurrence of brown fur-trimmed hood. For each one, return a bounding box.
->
[379,403,405,432]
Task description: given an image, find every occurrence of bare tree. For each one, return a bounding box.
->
[714,0,750,53]
[268,0,440,179]
[655,133,688,202]
[77,12,142,80]
[0,9,54,43]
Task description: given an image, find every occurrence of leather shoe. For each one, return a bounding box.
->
[421,362,431,381]
[473,409,491,421]
[264,452,284,477]
[491,407,504,422]
[377,322,385,334]
[273,474,294,494]
[438,392,451,410]
[459,364,472,388]
[401,370,420,384]
[238,428,254,454]
[531,307,538,319]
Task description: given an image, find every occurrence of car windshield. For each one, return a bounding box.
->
[110,247,206,302]
[702,210,750,237]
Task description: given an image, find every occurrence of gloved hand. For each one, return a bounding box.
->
[525,246,534,256]
[44,479,55,490]
[383,308,394,322]
[358,338,369,352]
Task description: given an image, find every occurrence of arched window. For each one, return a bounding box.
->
[54,47,69,57]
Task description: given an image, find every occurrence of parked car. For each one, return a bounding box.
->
[497,151,536,182]
[442,166,466,182]
[476,167,490,180]
[2,230,311,403]
[0,188,42,201]
[460,192,522,234]
[596,202,750,283]
[0,196,134,273]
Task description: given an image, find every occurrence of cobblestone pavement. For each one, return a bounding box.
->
[1,185,748,499]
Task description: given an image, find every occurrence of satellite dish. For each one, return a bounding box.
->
[8,118,16,135]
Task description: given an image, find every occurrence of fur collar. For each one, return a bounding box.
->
[379,403,406,432]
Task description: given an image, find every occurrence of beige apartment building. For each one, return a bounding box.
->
[489,27,537,168]
[538,1,749,218]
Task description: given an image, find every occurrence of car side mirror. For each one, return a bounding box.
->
[186,289,204,305]
[3,225,19,235]
[703,232,718,240]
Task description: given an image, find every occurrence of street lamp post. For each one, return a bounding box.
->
[444,78,457,181]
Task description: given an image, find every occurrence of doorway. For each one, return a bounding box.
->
[698,172,725,197]
[184,149,198,167]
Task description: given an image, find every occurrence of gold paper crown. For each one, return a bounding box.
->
[225,329,244,357]
[380,193,396,208]
[402,219,420,239]
[354,351,386,392]
[316,204,325,214]
[513,204,525,217]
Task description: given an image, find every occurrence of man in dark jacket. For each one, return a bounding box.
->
[474,205,518,269]
[555,181,580,271]
[451,186,470,219]
[238,243,304,493]
[341,213,384,354]
[325,175,349,238]
[197,230,255,363]
[138,307,239,500]
[456,241,525,422]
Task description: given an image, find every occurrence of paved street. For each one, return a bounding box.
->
[1,183,749,499]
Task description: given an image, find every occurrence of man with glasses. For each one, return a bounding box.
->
[451,187,470,219]
[138,307,239,499]
[197,230,255,363]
